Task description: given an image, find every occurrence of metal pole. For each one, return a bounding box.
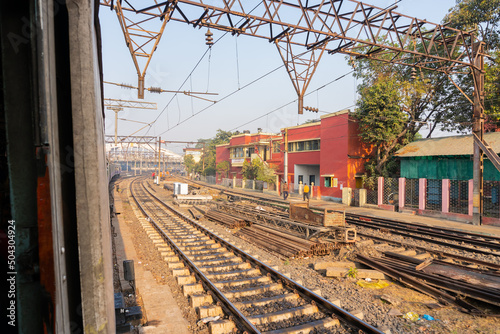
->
[114,109,118,146]
[158,136,161,181]
[472,40,485,226]
[298,95,304,114]
[284,128,288,183]
[126,144,129,173]
[202,143,206,175]
[140,146,143,175]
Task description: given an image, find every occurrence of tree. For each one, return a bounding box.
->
[443,0,500,129]
[352,0,500,180]
[216,161,230,178]
[241,158,276,184]
[352,52,442,179]
[241,159,259,180]
[183,154,195,172]
[445,0,500,50]
[196,129,235,175]
[354,74,408,176]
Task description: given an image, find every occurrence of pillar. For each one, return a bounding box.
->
[442,179,450,213]
[359,189,367,207]
[377,177,384,206]
[276,175,280,195]
[398,178,405,210]
[419,178,427,211]
[469,179,474,216]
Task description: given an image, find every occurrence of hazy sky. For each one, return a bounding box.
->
[100,0,458,154]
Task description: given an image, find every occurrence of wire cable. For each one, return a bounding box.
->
[157,64,286,136]
[235,35,241,89]
[230,70,354,131]
[145,1,265,135]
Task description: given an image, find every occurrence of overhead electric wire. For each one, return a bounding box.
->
[141,0,394,137]
[145,1,265,135]
[230,70,355,131]
[157,64,286,136]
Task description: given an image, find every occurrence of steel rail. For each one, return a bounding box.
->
[197,177,499,246]
[134,178,384,334]
[368,256,500,309]
[217,196,500,270]
[356,255,486,315]
[356,231,500,272]
[129,179,261,334]
[346,213,500,248]
[179,177,500,256]
[347,218,500,257]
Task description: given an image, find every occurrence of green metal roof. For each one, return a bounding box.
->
[396,132,500,157]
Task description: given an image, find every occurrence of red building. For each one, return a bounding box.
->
[215,132,282,180]
[215,110,372,201]
[281,110,372,200]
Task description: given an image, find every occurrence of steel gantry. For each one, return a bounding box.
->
[101,0,480,110]
[104,98,157,145]
[101,0,494,223]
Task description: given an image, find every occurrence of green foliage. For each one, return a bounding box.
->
[352,0,500,179]
[443,0,500,130]
[485,50,500,119]
[355,75,406,145]
[183,154,196,173]
[353,69,417,177]
[303,119,320,124]
[241,159,259,180]
[203,166,216,176]
[241,158,276,183]
[445,0,500,50]
[347,267,358,279]
[188,129,236,175]
[216,160,230,178]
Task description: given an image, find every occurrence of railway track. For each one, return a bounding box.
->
[191,178,500,250]
[129,178,383,334]
[345,214,500,257]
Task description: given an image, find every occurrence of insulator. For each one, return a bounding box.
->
[411,67,417,81]
[205,29,214,46]
[149,87,162,94]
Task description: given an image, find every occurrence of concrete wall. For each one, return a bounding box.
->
[68,0,115,332]
[293,165,320,186]
[319,112,349,198]
[286,123,321,184]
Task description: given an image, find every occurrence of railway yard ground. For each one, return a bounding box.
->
[111,175,500,334]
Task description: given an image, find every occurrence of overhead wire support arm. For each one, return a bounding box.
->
[104,98,157,109]
[103,81,219,102]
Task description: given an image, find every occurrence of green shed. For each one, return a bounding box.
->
[396,132,500,181]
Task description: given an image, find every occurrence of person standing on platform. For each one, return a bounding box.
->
[303,183,310,202]
[152,172,155,180]
[281,181,289,200]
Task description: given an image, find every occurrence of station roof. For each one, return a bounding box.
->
[396,132,500,157]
